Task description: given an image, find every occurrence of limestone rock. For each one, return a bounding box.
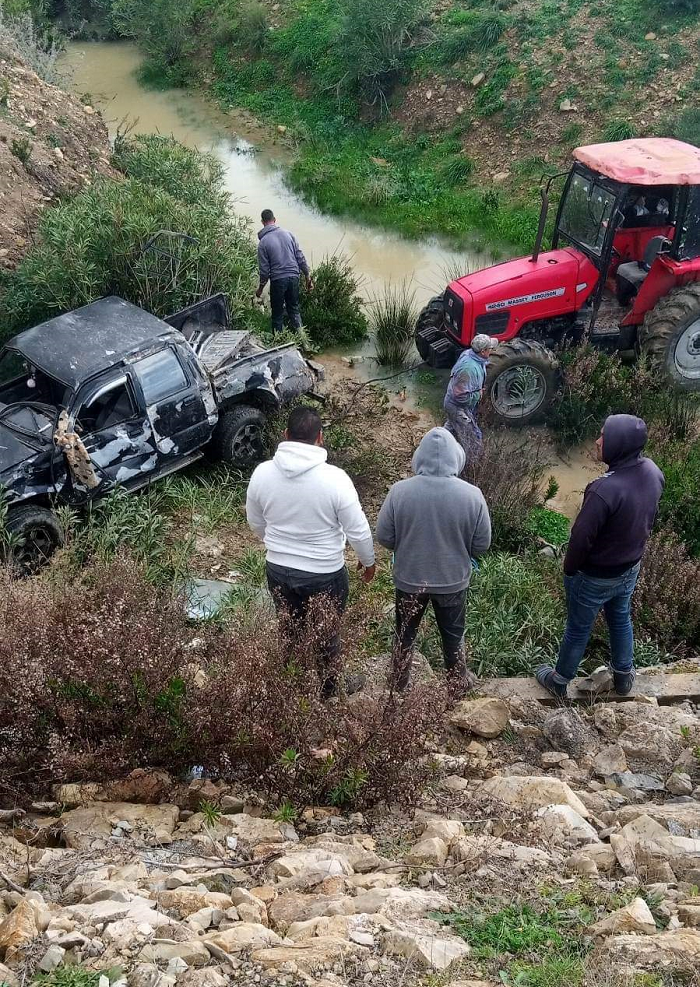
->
[678,903,700,927]
[418,817,466,845]
[568,842,616,873]
[252,935,367,972]
[667,772,693,797]
[535,804,599,843]
[37,944,65,973]
[384,923,471,970]
[230,888,267,925]
[452,835,550,866]
[156,889,233,917]
[615,802,700,838]
[542,707,596,757]
[471,72,485,87]
[60,802,179,848]
[204,923,282,953]
[406,837,448,868]
[594,929,700,974]
[0,900,38,961]
[268,893,347,932]
[590,897,656,936]
[593,744,628,777]
[349,887,452,921]
[608,771,664,792]
[480,775,589,816]
[0,963,18,986]
[268,849,354,881]
[449,698,509,738]
[139,940,211,968]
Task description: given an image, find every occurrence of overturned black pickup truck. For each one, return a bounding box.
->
[0,293,320,570]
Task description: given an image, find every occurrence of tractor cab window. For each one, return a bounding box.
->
[678,186,700,260]
[558,172,616,256]
[621,187,675,228]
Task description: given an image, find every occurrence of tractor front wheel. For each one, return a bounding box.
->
[415,295,446,361]
[485,339,560,427]
[639,284,700,390]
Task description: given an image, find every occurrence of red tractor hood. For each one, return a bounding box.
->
[446,247,598,345]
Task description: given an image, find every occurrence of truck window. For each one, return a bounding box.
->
[76,378,137,433]
[134,348,188,404]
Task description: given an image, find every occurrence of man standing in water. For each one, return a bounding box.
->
[255,209,314,333]
[443,334,498,460]
[536,414,664,699]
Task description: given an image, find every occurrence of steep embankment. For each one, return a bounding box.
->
[0,41,113,266]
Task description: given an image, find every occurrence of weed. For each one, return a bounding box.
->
[330,766,369,805]
[526,507,570,546]
[274,798,298,823]
[681,724,691,740]
[238,1,268,53]
[0,5,62,83]
[0,75,9,107]
[199,798,222,826]
[298,252,368,347]
[10,136,31,163]
[602,119,636,141]
[370,281,417,366]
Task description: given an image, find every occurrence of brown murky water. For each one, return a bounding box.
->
[60,41,488,305]
[59,42,596,518]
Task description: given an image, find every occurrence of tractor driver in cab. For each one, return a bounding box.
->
[443,333,498,463]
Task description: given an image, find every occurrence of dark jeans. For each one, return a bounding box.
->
[393,588,468,690]
[444,401,483,470]
[270,277,302,333]
[555,563,641,681]
[266,562,349,697]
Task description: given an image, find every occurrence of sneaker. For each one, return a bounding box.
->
[535,665,569,699]
[613,668,636,696]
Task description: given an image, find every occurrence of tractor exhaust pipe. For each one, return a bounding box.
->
[531,186,549,264]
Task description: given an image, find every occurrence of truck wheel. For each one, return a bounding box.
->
[213,405,266,467]
[639,284,700,390]
[485,340,560,426]
[415,295,446,361]
[3,505,63,574]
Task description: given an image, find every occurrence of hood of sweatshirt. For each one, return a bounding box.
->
[412,427,466,477]
[273,440,327,478]
[258,224,279,240]
[602,414,648,468]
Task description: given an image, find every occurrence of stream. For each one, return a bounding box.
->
[59,41,602,517]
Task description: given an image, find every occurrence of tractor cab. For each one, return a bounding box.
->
[416,138,700,425]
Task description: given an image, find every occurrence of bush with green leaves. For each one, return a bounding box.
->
[370,281,417,366]
[334,0,428,108]
[652,437,700,557]
[0,134,257,343]
[111,0,196,83]
[299,252,368,346]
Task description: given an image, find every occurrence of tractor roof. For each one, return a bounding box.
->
[573,138,700,186]
[7,296,180,389]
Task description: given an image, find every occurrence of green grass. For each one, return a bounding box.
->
[526,507,570,546]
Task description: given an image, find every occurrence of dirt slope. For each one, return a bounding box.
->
[0,41,113,266]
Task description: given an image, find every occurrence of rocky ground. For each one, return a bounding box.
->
[2,684,700,987]
[0,41,112,266]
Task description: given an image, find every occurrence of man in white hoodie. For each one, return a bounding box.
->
[246,405,375,697]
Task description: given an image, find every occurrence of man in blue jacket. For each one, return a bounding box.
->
[444,334,497,460]
[536,415,664,699]
[255,209,314,333]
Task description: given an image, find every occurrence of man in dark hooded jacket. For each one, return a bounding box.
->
[537,414,664,698]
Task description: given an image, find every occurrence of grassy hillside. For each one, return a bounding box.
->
[37,0,700,248]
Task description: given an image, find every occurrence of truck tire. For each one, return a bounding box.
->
[213,404,266,467]
[639,283,700,390]
[415,295,446,361]
[485,339,560,427]
[3,504,63,574]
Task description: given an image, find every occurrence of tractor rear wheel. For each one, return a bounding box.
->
[485,339,560,426]
[415,295,446,361]
[639,284,700,390]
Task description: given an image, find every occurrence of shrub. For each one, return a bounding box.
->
[467,553,565,676]
[0,134,257,342]
[334,0,428,108]
[0,555,447,807]
[633,528,700,651]
[602,119,635,141]
[547,346,632,446]
[464,426,546,551]
[10,136,31,163]
[238,0,268,52]
[664,106,700,146]
[526,506,570,546]
[438,12,506,63]
[441,153,475,186]
[112,0,196,82]
[299,253,368,346]
[370,281,417,366]
[0,4,62,83]
[652,437,700,556]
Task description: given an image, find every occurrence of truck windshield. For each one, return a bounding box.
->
[558,172,616,256]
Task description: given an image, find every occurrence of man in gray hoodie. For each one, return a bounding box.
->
[255,209,313,333]
[376,427,491,696]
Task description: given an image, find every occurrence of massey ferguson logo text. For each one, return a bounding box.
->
[486,287,565,311]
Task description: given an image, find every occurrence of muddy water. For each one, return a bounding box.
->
[60,42,487,305]
[59,42,596,518]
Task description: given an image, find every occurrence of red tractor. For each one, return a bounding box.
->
[416,137,700,425]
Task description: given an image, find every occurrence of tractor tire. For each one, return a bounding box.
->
[485,339,560,427]
[415,295,446,361]
[639,283,700,390]
[212,404,266,468]
[3,504,63,575]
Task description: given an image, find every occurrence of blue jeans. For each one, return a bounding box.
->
[555,563,641,681]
